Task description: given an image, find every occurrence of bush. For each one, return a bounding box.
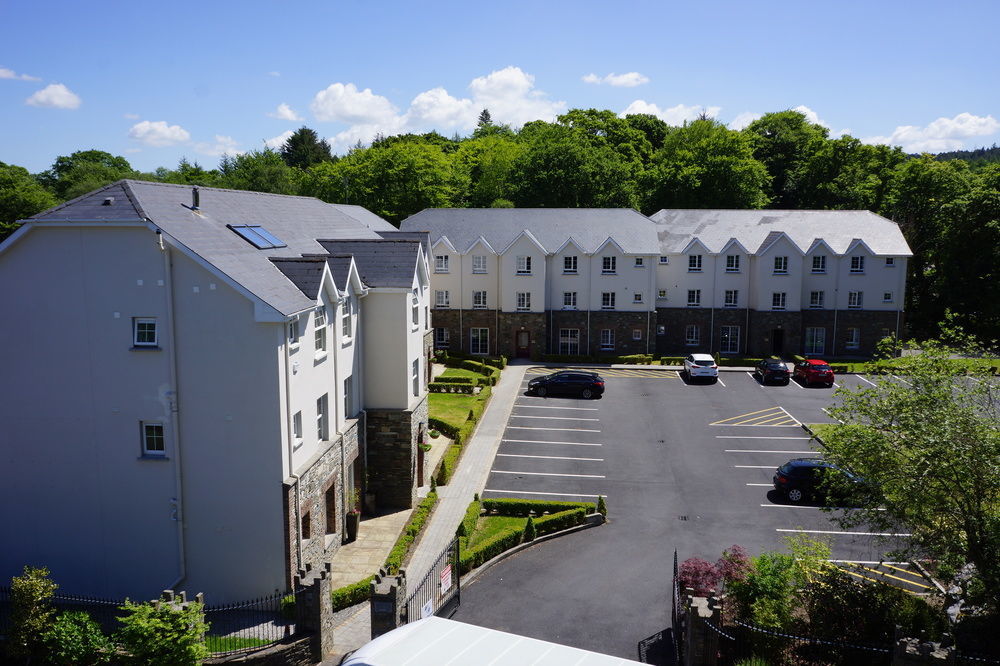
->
[481,498,596,516]
[727,552,795,629]
[678,557,722,596]
[384,491,437,573]
[458,499,481,539]
[435,442,463,485]
[115,599,209,666]
[8,565,58,663]
[533,508,587,536]
[458,527,523,574]
[596,495,607,518]
[427,417,460,440]
[434,376,477,384]
[43,611,113,665]
[482,356,507,369]
[718,544,751,586]
[331,575,375,612]
[428,382,475,394]
[660,357,684,366]
[610,354,653,364]
[523,517,536,542]
[717,357,765,367]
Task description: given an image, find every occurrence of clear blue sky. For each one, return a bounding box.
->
[2,0,997,173]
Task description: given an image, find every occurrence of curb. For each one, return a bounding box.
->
[460,513,606,587]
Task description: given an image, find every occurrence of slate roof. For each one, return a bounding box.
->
[325,255,355,292]
[271,258,326,300]
[400,208,658,254]
[376,230,431,258]
[649,209,912,256]
[329,204,398,232]
[317,239,421,288]
[27,180,398,316]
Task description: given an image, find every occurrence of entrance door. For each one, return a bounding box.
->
[771,329,785,356]
[515,330,531,358]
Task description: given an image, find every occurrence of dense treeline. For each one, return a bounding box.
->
[1,109,998,342]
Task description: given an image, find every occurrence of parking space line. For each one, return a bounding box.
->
[497,453,603,462]
[746,483,772,487]
[507,426,601,432]
[789,377,804,390]
[492,470,606,478]
[726,449,817,454]
[716,436,811,440]
[484,489,606,498]
[514,404,599,411]
[776,528,912,537]
[821,407,843,423]
[716,377,726,387]
[734,465,780,469]
[858,375,878,387]
[891,374,913,387]
[511,415,600,421]
[502,439,602,446]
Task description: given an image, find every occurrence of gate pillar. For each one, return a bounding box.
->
[370,567,407,639]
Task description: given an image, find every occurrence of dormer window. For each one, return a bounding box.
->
[516,256,532,275]
[773,256,788,274]
[602,256,617,274]
[434,255,449,273]
[472,255,487,273]
[688,255,702,272]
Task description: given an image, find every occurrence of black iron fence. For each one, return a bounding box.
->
[0,586,124,638]
[404,537,460,623]
[203,589,299,656]
[711,616,893,665]
[671,549,683,665]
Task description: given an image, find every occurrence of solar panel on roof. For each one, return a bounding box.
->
[229,225,287,249]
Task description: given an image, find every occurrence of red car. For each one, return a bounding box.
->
[793,359,835,387]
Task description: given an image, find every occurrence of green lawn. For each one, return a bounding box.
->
[807,423,835,444]
[428,392,478,429]
[465,516,527,549]
[438,367,484,380]
[206,635,270,653]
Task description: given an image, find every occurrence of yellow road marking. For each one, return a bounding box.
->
[855,564,934,589]
[883,563,927,580]
[841,567,922,595]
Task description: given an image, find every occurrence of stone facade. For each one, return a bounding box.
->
[497,311,547,358]
[747,310,805,357]
[583,310,652,356]
[656,307,714,356]
[365,395,428,511]
[831,309,903,357]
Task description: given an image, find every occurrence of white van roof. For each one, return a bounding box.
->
[341,617,645,666]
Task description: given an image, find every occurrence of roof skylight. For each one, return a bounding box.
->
[229,225,287,249]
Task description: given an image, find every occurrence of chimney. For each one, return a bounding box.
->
[191,187,200,211]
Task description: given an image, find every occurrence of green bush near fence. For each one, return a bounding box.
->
[481,498,596,516]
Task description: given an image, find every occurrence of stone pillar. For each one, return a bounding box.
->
[892,638,955,665]
[370,568,407,639]
[296,563,335,662]
[683,594,721,666]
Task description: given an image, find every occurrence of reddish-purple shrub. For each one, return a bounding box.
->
[718,544,751,586]
[678,557,721,595]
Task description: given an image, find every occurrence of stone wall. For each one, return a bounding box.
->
[831,309,902,357]
[747,310,804,357]
[656,307,713,356]
[365,395,427,511]
[497,311,547,358]
[588,311,652,356]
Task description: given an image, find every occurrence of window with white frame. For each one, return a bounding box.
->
[809,291,825,309]
[659,256,669,264]
[812,255,826,273]
[720,326,740,354]
[434,255,449,273]
[883,292,893,303]
[559,328,580,355]
[848,291,863,308]
[773,256,788,274]
[805,327,826,355]
[316,394,329,441]
[473,290,487,309]
[411,291,419,328]
[726,255,740,272]
[141,422,165,456]
[133,318,158,347]
[724,290,738,308]
[435,290,450,308]
[412,358,420,397]
[434,327,450,349]
[687,289,701,307]
[688,254,702,272]
[771,292,787,310]
[424,306,429,330]
[292,411,302,445]
[634,257,644,267]
[602,256,617,274]
[685,325,700,346]
[633,293,643,303]
[314,306,327,353]
[563,291,577,308]
[516,255,532,274]
[287,317,300,348]
[563,255,578,273]
[343,298,353,338]
[516,292,531,311]
[885,257,895,267]
[599,328,614,351]
[846,327,861,350]
[472,255,487,273]
[344,376,353,417]
[850,256,865,273]
[601,292,616,309]
[632,329,642,341]
[658,289,667,299]
[470,328,489,355]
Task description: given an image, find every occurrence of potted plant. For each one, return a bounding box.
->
[345,488,361,543]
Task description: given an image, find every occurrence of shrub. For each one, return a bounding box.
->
[523,517,536,542]
[718,544,751,586]
[331,576,375,612]
[457,527,523,574]
[458,498,481,539]
[428,429,440,438]
[279,594,296,620]
[481,498,595,516]
[727,552,795,629]
[533,508,587,536]
[427,417,459,440]
[596,495,607,518]
[678,557,722,596]
[8,565,58,663]
[428,382,475,394]
[434,376,477,384]
[43,611,112,665]
[384,491,437,573]
[660,357,684,366]
[482,356,507,369]
[612,354,653,364]
[115,599,209,666]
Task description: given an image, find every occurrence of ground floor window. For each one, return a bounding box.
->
[599,328,614,351]
[685,325,700,346]
[720,326,740,354]
[632,329,642,341]
[805,327,826,355]
[470,328,489,355]
[141,422,165,456]
[559,328,580,355]
[846,327,861,350]
[434,327,450,349]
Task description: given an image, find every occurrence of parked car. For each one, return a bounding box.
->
[683,353,719,382]
[794,359,835,387]
[527,370,605,398]
[754,358,790,385]
[772,458,863,504]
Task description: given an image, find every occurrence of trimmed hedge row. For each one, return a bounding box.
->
[481,498,596,517]
[457,527,523,575]
[434,350,507,369]
[331,575,375,611]
[540,354,654,364]
[533,508,587,536]
[427,417,459,440]
[434,442,462,485]
[435,376,478,384]
[457,498,482,538]
[428,382,476,394]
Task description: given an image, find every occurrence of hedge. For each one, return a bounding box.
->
[533,508,587,536]
[457,527,523,575]
[612,354,653,364]
[427,417,460,440]
[660,356,684,366]
[428,382,476,394]
[481,498,596,516]
[331,575,375,611]
[384,491,438,574]
[434,442,463,484]
[434,376,478,384]
[457,498,482,538]
[482,356,508,369]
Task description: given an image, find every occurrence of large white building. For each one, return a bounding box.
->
[0,181,432,602]
[401,208,911,358]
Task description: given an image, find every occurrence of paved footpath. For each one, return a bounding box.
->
[324,360,530,662]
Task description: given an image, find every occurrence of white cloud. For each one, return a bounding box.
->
[0,67,40,81]
[25,83,81,109]
[863,112,1000,153]
[193,135,242,156]
[728,111,762,131]
[128,120,191,147]
[268,103,303,121]
[405,87,476,129]
[582,72,649,87]
[268,71,281,77]
[264,130,295,150]
[311,82,399,125]
[467,66,565,127]
[620,100,720,125]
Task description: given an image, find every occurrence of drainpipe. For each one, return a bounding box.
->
[587,254,594,355]
[832,257,841,356]
[746,254,753,355]
[282,319,302,574]
[458,254,464,353]
[159,234,187,590]
[495,252,500,356]
[710,255,717,355]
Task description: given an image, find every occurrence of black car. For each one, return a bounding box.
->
[772,458,863,504]
[754,358,790,385]
[527,370,605,399]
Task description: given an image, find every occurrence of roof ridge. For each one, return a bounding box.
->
[122,179,321,201]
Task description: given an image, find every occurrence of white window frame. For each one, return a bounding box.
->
[473,290,488,309]
[287,317,300,349]
[846,327,861,350]
[601,292,616,310]
[558,328,580,355]
[411,292,419,329]
[434,327,450,349]
[343,373,353,421]
[599,328,614,351]
[848,291,863,309]
[470,327,489,355]
[659,256,670,265]
[812,255,826,273]
[314,306,327,354]
[435,290,450,308]
[516,291,531,311]
[773,256,788,274]
[720,326,740,354]
[805,327,826,355]
[809,291,825,309]
[685,325,700,346]
[141,422,165,457]
[771,292,787,310]
[342,299,353,339]
[133,318,158,347]
[472,255,487,274]
[633,292,643,303]
[602,256,617,274]
[434,255,449,273]
[563,255,578,274]
[688,254,702,272]
[634,257,644,267]
[292,412,303,446]
[725,255,740,273]
[563,291,577,309]
[411,358,420,397]
[516,255,532,275]
[885,257,895,267]
[724,290,738,308]
[316,394,329,441]
[687,289,701,307]
[883,291,893,303]
[632,329,642,341]
[850,256,865,274]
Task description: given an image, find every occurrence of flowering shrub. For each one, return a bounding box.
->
[678,557,721,595]
[718,544,751,586]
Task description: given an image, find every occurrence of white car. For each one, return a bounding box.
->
[683,353,719,382]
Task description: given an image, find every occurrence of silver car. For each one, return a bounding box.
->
[683,353,719,382]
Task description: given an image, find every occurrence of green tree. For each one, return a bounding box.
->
[218,148,301,195]
[153,158,222,187]
[824,337,1000,612]
[0,161,58,242]
[279,126,333,169]
[37,150,137,200]
[43,611,113,665]
[115,599,209,666]
[451,135,523,207]
[7,565,58,663]
[624,113,670,152]
[795,137,905,211]
[743,110,829,208]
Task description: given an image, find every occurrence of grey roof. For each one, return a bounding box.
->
[325,255,355,292]
[317,239,421,288]
[400,208,658,254]
[29,180,387,316]
[271,258,326,300]
[329,204,398,232]
[376,230,431,258]
[649,209,912,256]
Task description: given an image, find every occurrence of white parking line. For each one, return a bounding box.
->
[716,377,726,387]
[484,489,606,498]
[789,377,804,390]
[507,426,601,432]
[514,404,599,411]
[734,465,781,469]
[891,374,913,387]
[821,407,843,424]
[492,470,606,478]
[503,438,602,447]
[497,453,603,462]
[716,436,811,440]
[776,528,911,537]
[746,483,772,487]
[858,375,878,387]
[725,449,817,454]
[511,415,600,421]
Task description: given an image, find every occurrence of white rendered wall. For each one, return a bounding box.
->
[499,236,546,312]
